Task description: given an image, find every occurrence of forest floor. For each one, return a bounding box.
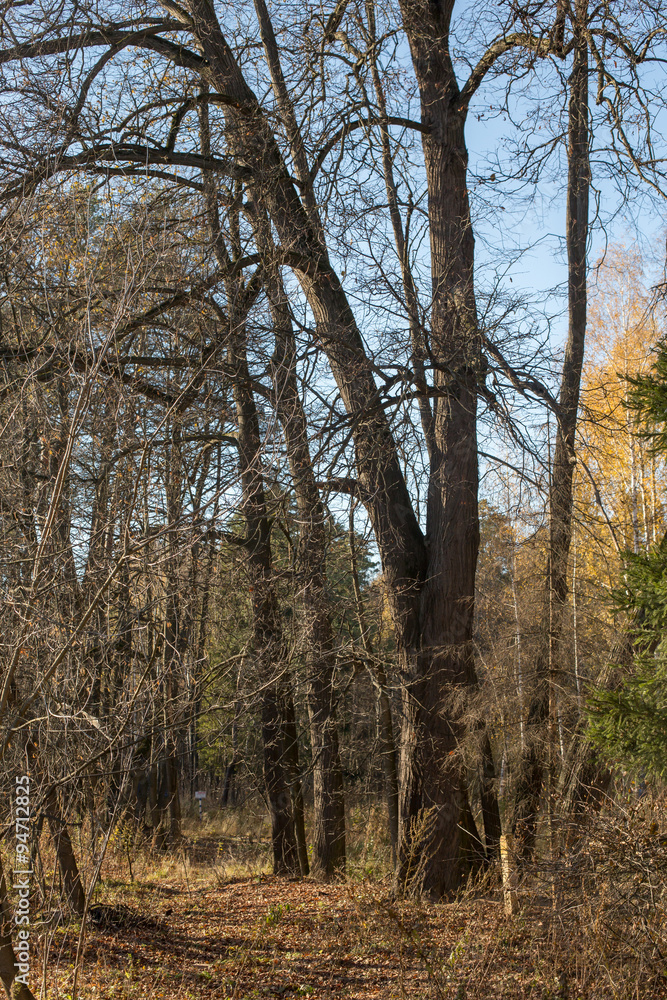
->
[38,815,667,1000]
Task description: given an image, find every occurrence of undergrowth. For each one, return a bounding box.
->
[18,794,667,998]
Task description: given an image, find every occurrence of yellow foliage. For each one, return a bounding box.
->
[577,244,667,590]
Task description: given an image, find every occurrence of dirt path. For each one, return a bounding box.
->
[39,838,666,999]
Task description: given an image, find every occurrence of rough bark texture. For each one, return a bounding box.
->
[512,15,590,856]
[394,0,482,896]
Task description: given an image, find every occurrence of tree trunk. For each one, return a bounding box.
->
[348,503,399,865]
[283,695,310,876]
[512,13,590,857]
[261,687,299,875]
[480,731,502,861]
[44,786,86,915]
[266,265,345,877]
[161,424,187,846]
[223,664,243,807]
[28,741,85,915]
[230,322,301,876]
[394,0,482,896]
[374,664,400,867]
[195,90,305,874]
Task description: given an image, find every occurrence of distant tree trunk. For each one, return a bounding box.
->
[373,664,400,867]
[229,320,301,876]
[148,762,161,847]
[162,423,186,845]
[187,538,215,801]
[151,698,182,849]
[44,786,86,915]
[166,742,182,843]
[266,263,345,877]
[348,503,399,865]
[222,665,243,807]
[28,740,85,915]
[283,696,310,876]
[479,731,502,862]
[512,9,590,857]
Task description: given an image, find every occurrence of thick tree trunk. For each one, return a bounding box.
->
[512,17,590,857]
[394,0,482,896]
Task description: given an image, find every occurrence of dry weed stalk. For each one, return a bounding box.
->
[400,806,439,899]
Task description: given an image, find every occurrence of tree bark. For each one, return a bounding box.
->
[394,0,482,896]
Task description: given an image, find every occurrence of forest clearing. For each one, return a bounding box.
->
[2,0,667,996]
